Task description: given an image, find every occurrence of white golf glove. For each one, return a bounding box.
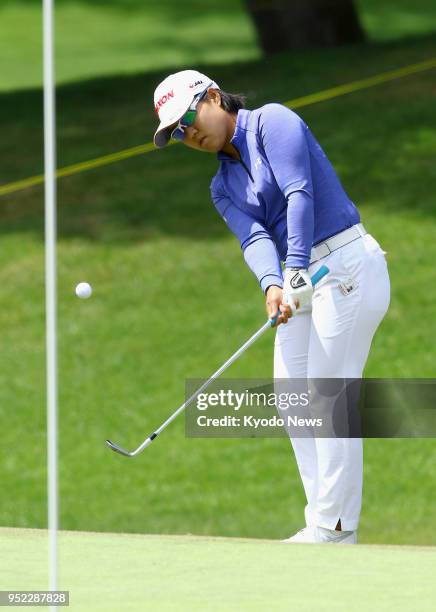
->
[283,268,313,313]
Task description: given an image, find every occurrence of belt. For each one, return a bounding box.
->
[310,223,367,265]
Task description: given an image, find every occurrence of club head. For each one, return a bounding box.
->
[105,439,133,457]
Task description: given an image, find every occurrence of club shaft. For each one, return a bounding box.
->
[156,319,271,433]
[110,321,272,456]
[107,265,330,456]
[146,266,329,443]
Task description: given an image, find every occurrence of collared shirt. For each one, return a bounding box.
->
[210,103,360,292]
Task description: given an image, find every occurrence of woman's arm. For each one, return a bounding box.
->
[212,191,283,294]
[258,104,314,270]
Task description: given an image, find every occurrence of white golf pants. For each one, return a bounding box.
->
[274,233,390,531]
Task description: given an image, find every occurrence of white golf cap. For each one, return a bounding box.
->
[153,69,219,148]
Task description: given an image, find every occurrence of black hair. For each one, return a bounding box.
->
[216,90,247,113]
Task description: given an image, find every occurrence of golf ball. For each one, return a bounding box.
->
[75,282,92,299]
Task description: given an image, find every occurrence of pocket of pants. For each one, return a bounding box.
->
[338,238,365,279]
[363,234,388,258]
[339,234,387,280]
[339,234,390,314]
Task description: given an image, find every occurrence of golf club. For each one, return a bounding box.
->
[106,264,329,457]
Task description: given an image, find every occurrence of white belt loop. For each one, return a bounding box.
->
[309,223,367,265]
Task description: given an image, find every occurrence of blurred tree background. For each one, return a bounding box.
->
[245,0,365,52]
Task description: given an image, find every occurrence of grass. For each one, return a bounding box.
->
[1,1,436,91]
[0,13,435,544]
[0,0,259,92]
[357,0,436,41]
[1,528,436,611]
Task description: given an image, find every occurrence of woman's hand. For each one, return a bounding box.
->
[283,268,313,312]
[265,285,293,327]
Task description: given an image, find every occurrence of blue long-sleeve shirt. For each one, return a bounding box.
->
[210,103,360,292]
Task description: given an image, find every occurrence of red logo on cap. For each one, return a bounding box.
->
[155,90,174,115]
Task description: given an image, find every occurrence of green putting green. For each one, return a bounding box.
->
[1,528,435,611]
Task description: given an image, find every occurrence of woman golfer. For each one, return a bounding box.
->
[152,70,390,544]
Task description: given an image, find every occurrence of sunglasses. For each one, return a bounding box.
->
[170,89,208,142]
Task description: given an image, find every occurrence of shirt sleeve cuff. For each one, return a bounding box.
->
[260,274,284,294]
[285,254,310,269]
